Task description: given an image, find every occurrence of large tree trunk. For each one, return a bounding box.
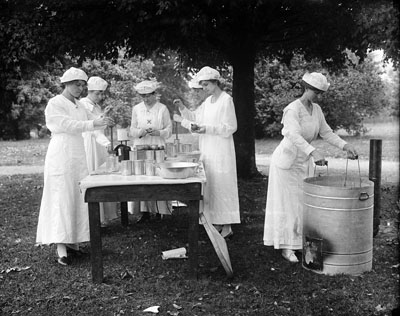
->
[230,48,260,179]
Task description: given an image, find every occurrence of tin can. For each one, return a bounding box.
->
[121,160,132,176]
[145,160,155,176]
[155,150,165,163]
[145,150,154,160]
[132,160,145,175]
[106,155,119,172]
[129,148,138,161]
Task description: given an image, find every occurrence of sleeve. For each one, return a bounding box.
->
[159,107,172,139]
[281,108,315,156]
[94,129,111,147]
[204,95,237,137]
[129,105,141,139]
[179,106,198,130]
[317,107,347,149]
[45,99,94,133]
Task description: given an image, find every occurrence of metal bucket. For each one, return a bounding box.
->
[302,175,374,275]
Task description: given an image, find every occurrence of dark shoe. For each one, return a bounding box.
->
[67,248,88,258]
[155,213,162,220]
[136,212,150,224]
[57,256,71,266]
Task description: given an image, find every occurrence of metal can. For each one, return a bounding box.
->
[145,160,155,176]
[155,150,165,163]
[121,160,132,176]
[132,160,145,175]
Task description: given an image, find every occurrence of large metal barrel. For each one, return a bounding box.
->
[302,175,374,275]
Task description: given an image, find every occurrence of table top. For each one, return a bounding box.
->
[79,162,206,194]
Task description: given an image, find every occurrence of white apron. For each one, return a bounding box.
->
[263,99,346,249]
[129,102,172,214]
[36,95,98,245]
[180,92,240,225]
[80,97,118,224]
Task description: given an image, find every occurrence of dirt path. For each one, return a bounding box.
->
[1,155,398,184]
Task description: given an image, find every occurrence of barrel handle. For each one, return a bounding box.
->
[314,160,328,177]
[344,155,361,187]
[359,192,369,201]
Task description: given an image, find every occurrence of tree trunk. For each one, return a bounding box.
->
[230,48,260,179]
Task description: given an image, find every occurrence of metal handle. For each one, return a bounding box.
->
[359,192,369,201]
[344,156,362,187]
[314,160,328,177]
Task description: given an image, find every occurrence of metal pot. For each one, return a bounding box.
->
[156,162,198,179]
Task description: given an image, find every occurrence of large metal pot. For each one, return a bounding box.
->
[156,162,198,179]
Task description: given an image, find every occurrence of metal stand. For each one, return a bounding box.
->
[369,139,382,237]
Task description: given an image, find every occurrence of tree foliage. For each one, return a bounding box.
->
[0,0,398,177]
[254,53,390,138]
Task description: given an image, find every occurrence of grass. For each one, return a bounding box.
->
[0,120,399,315]
[0,174,398,315]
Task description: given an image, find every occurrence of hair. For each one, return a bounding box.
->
[199,79,222,88]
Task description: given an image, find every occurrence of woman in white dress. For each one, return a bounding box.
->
[173,66,240,238]
[129,80,172,222]
[36,67,113,266]
[81,76,118,226]
[263,72,358,263]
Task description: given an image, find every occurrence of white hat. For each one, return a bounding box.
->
[87,76,108,91]
[302,72,330,92]
[196,66,221,83]
[135,80,158,94]
[60,67,88,83]
[188,79,202,89]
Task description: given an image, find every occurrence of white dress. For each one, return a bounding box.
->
[180,91,240,225]
[263,99,347,250]
[36,95,100,245]
[80,97,118,224]
[129,101,172,214]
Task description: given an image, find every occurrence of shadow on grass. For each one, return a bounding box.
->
[0,174,398,315]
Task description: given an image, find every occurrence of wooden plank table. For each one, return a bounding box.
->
[80,168,205,283]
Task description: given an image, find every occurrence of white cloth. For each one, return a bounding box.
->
[179,91,240,225]
[36,95,99,245]
[80,97,117,224]
[129,101,172,214]
[263,99,347,250]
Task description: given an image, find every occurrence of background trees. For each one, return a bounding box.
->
[0,0,398,178]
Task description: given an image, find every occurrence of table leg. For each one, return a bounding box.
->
[88,202,103,283]
[120,201,128,226]
[187,200,199,279]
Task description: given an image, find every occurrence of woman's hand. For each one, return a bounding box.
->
[148,129,160,136]
[311,149,326,166]
[343,144,358,159]
[94,115,114,127]
[191,124,206,134]
[138,129,148,138]
[173,99,185,111]
[173,114,183,123]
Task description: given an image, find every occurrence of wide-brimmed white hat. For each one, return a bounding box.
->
[196,66,221,83]
[135,80,158,94]
[60,67,88,83]
[87,76,108,91]
[302,72,330,92]
[188,78,202,89]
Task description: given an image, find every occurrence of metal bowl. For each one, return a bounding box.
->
[176,151,202,163]
[157,162,198,179]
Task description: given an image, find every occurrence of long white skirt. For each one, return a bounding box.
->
[263,158,313,250]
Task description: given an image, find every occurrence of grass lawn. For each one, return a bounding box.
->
[0,174,398,315]
[0,120,398,315]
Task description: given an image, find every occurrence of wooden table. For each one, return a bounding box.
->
[80,169,205,283]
